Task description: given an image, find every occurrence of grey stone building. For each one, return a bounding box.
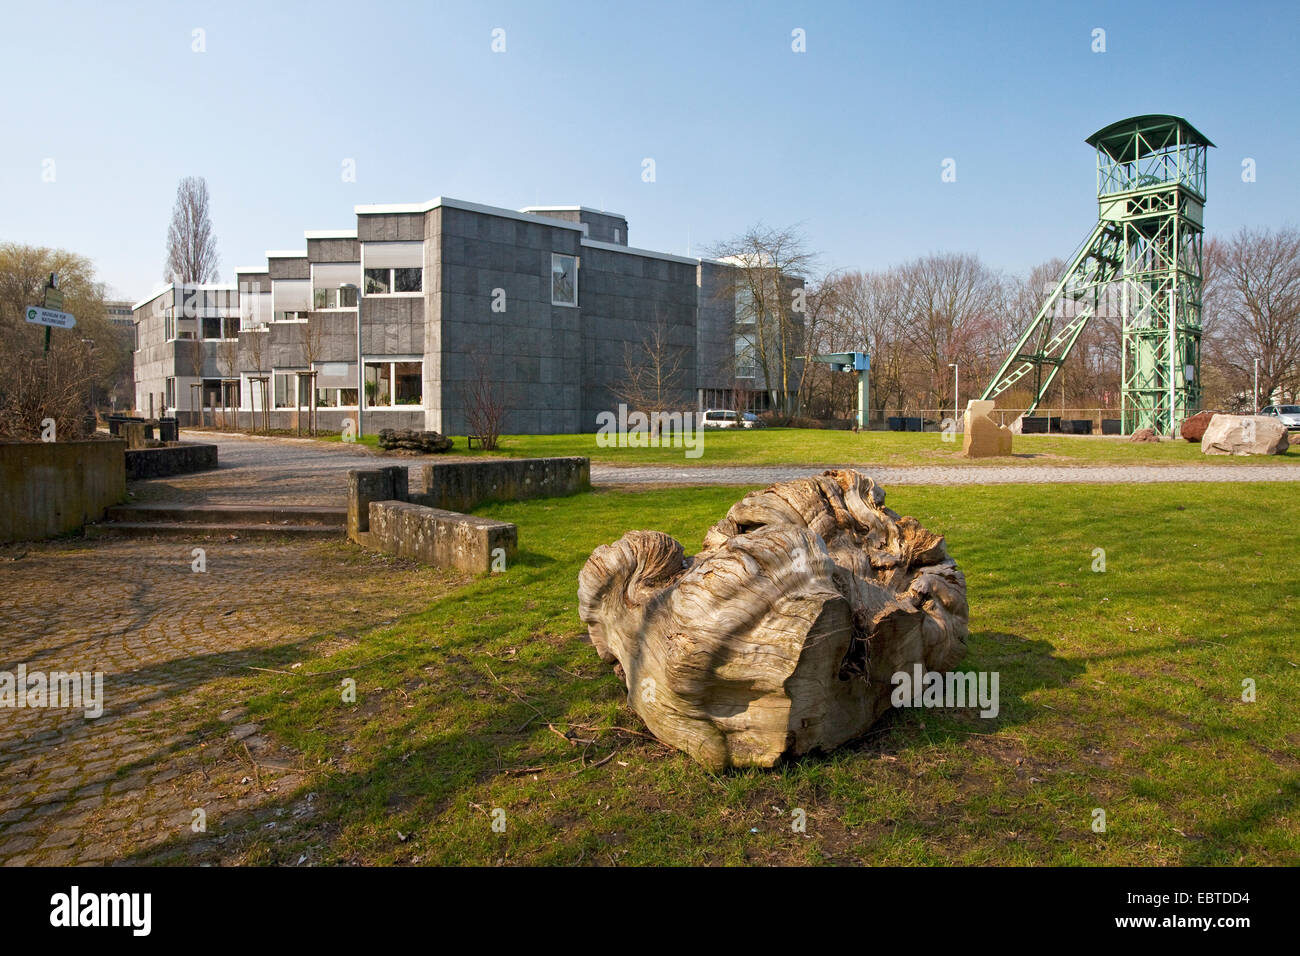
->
[132,198,802,432]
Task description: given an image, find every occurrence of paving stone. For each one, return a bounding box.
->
[0,459,457,865]
[40,830,81,849]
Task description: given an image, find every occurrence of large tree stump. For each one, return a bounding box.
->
[577,470,968,770]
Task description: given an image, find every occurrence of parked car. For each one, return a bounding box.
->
[701,409,742,429]
[741,412,764,429]
[1262,405,1300,430]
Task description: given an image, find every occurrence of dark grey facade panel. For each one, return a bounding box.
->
[307,238,360,263]
[269,257,310,280]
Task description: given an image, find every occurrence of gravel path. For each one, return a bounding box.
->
[129,433,1300,506]
[590,462,1300,485]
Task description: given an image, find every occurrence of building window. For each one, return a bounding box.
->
[364,267,421,295]
[201,378,239,408]
[165,307,198,341]
[364,362,391,407]
[165,377,176,408]
[315,387,359,408]
[201,315,236,340]
[362,360,422,407]
[273,372,314,408]
[312,286,358,309]
[394,361,422,404]
[552,254,577,306]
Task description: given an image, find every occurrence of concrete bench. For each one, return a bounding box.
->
[368,500,516,573]
[414,456,589,512]
[346,457,585,573]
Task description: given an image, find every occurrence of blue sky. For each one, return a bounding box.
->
[2,0,1297,300]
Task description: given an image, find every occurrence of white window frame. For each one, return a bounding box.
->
[272,369,314,409]
[312,385,361,410]
[551,253,578,307]
[362,358,423,408]
[201,314,239,342]
[363,266,423,297]
[312,286,359,311]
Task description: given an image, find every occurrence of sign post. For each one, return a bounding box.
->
[29,273,75,353]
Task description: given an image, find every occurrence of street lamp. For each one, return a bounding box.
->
[1254,358,1260,414]
[341,283,362,439]
[948,363,959,424]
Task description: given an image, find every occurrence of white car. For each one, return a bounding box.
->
[1262,405,1300,430]
[701,409,742,429]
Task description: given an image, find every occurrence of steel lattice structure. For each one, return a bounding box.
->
[982,115,1212,434]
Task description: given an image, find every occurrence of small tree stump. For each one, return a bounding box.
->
[577,470,969,770]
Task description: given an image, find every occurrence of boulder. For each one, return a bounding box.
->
[961,400,1013,458]
[1200,414,1289,456]
[1129,428,1160,443]
[577,470,969,770]
[376,428,453,454]
[1180,410,1217,442]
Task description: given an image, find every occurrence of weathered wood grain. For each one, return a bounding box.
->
[577,470,968,770]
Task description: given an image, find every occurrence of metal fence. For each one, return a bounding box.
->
[868,408,1126,433]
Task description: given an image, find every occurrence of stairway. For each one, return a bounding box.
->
[87,502,346,540]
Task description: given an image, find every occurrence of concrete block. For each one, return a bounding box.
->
[414,456,590,512]
[346,465,409,538]
[368,500,517,573]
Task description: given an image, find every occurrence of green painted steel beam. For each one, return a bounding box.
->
[982,116,1209,434]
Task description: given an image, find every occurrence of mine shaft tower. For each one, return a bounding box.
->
[981,115,1212,434]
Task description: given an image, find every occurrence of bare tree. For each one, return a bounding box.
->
[613,314,693,435]
[709,224,814,412]
[299,313,324,435]
[0,243,112,438]
[897,253,1003,412]
[216,337,239,429]
[246,325,270,432]
[165,176,219,283]
[464,353,507,450]
[817,269,911,420]
[1204,227,1300,406]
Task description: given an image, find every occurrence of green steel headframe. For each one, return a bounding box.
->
[981,115,1212,434]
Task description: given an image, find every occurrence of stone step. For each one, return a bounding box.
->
[86,521,343,540]
[105,503,347,526]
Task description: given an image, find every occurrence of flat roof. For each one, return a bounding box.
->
[580,237,697,266]
[304,229,357,239]
[131,281,237,311]
[354,196,585,231]
[265,249,308,258]
[519,205,627,219]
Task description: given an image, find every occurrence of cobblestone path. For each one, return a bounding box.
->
[0,537,459,865]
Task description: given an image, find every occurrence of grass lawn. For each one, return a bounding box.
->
[319,427,1300,468]
[131,480,1299,866]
